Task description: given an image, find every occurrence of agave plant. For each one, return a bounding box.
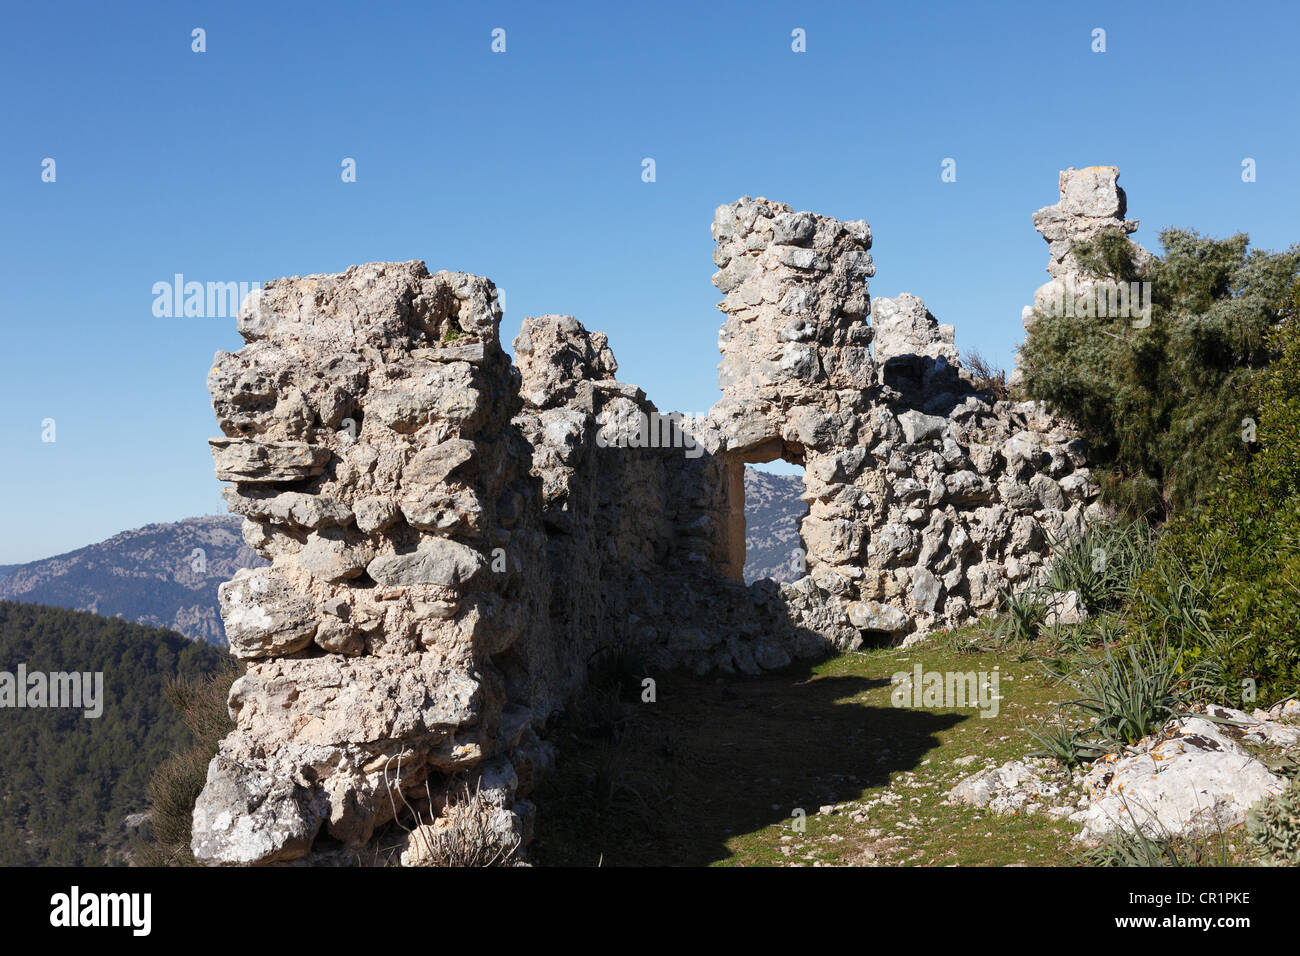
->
[1026,717,1110,767]
[1063,637,1207,749]
[1046,518,1157,613]
[994,585,1049,645]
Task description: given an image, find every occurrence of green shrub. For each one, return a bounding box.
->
[1069,639,1202,749]
[1020,227,1299,518]
[1126,287,1300,701]
[138,664,239,866]
[1026,719,1108,768]
[1246,779,1300,865]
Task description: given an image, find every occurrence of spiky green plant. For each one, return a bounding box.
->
[994,585,1048,645]
[1025,718,1109,768]
[1080,819,1235,866]
[1066,639,1202,749]
[1047,519,1157,613]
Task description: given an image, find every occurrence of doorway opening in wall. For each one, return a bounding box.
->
[742,458,808,585]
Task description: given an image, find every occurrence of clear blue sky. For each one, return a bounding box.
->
[1,0,1297,563]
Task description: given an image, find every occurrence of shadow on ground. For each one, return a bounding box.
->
[530,660,968,866]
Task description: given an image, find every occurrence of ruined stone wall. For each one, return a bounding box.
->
[512,313,804,676]
[1013,165,1154,385]
[195,263,552,864]
[702,197,1101,650]
[193,170,1126,865]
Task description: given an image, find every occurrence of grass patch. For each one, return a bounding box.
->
[532,640,1085,866]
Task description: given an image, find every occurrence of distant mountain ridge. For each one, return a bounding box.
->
[0,468,808,643]
[743,468,807,585]
[0,516,265,645]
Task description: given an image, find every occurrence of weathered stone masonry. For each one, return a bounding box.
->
[193,168,1131,864]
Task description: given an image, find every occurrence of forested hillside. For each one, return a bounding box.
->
[0,602,227,865]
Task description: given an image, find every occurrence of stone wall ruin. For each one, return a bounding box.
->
[193,168,1132,865]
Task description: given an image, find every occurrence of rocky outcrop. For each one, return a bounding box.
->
[196,172,1115,864]
[948,703,1299,842]
[948,758,1072,818]
[1070,718,1286,842]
